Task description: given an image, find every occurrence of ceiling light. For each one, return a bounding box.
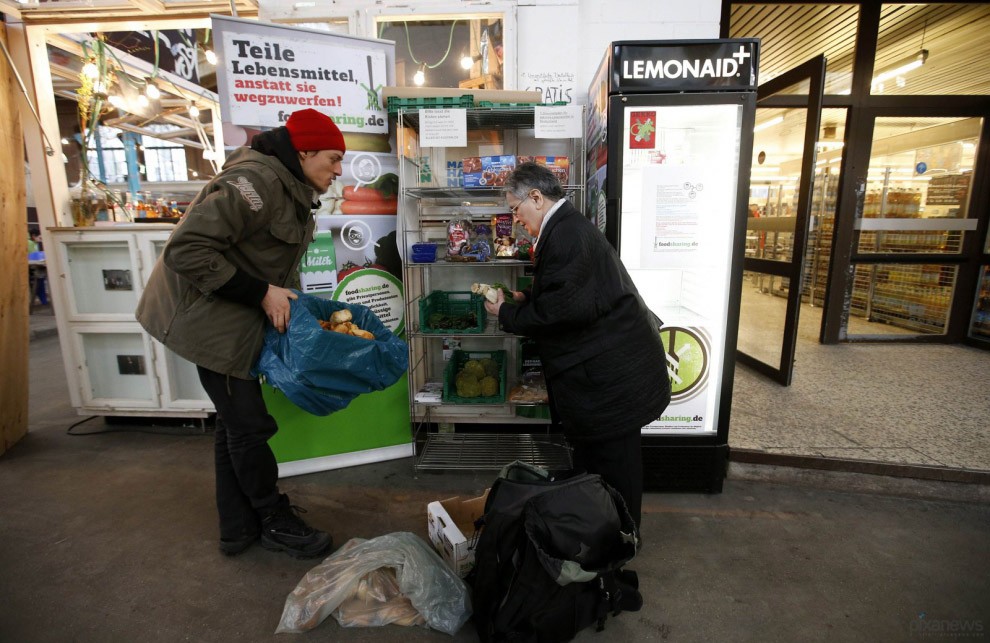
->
[137,95,149,108]
[204,49,217,66]
[413,68,425,86]
[108,95,125,109]
[145,81,161,100]
[871,50,928,88]
[188,104,200,118]
[460,54,480,70]
[754,116,783,133]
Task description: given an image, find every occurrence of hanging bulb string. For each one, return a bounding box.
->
[404,20,459,69]
[93,37,212,113]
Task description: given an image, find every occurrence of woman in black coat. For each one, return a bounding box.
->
[485,162,670,531]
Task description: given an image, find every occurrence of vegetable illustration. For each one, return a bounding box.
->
[340,199,397,214]
[340,173,399,214]
[337,260,361,280]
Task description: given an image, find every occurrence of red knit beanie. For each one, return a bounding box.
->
[285,109,346,153]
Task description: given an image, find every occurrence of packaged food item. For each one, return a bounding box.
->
[494,236,516,258]
[518,156,569,184]
[492,213,513,238]
[446,219,472,257]
[463,156,517,188]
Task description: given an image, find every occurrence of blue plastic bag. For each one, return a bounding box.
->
[252,292,408,416]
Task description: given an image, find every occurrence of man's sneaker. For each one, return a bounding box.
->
[219,529,260,556]
[259,494,333,559]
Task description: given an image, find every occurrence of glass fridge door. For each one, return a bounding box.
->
[615,96,746,436]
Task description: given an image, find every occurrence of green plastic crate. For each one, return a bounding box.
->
[387,95,475,114]
[443,349,507,404]
[419,291,486,334]
[476,101,569,109]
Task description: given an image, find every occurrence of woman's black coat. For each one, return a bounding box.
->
[498,200,671,441]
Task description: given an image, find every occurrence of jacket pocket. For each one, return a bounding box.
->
[269,218,302,245]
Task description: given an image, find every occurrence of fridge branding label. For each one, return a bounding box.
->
[643,325,714,432]
[611,41,758,91]
[621,45,751,81]
[661,326,711,403]
[629,111,656,149]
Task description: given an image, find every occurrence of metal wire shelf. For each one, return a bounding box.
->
[416,432,571,472]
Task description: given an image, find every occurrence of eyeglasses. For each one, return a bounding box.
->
[508,191,539,216]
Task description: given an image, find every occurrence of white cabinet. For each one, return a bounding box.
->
[396,106,585,470]
[48,226,213,418]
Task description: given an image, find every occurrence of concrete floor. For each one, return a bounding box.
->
[733,291,990,472]
[2,328,989,641]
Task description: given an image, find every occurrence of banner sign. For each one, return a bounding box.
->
[213,16,389,133]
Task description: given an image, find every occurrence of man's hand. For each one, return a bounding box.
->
[261,285,298,333]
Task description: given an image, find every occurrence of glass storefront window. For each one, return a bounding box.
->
[805,108,847,306]
[850,263,956,335]
[730,3,858,94]
[377,18,503,90]
[858,116,981,255]
[748,107,802,264]
[874,4,990,95]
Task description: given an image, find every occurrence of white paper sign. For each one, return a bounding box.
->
[419,109,467,147]
[535,106,583,139]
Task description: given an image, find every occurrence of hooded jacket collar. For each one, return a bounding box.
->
[223,145,317,209]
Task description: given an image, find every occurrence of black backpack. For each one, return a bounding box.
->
[468,461,642,643]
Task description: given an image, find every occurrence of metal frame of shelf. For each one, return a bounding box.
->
[397,105,585,471]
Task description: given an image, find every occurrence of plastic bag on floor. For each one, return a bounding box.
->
[335,560,424,628]
[275,531,471,635]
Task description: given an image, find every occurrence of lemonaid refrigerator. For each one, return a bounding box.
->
[586,40,759,491]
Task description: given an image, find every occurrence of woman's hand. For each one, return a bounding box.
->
[484,288,505,316]
[261,285,298,333]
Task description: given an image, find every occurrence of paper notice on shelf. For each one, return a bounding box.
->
[415,382,444,404]
[535,105,583,139]
[419,109,467,147]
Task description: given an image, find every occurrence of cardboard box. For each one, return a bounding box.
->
[427,490,488,577]
[463,155,517,188]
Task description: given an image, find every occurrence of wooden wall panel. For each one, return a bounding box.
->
[0,24,29,456]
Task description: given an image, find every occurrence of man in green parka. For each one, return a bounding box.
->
[137,109,345,559]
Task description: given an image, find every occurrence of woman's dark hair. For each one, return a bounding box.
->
[505,162,564,201]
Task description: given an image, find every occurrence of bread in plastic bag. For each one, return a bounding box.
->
[334,559,424,628]
[275,532,471,635]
